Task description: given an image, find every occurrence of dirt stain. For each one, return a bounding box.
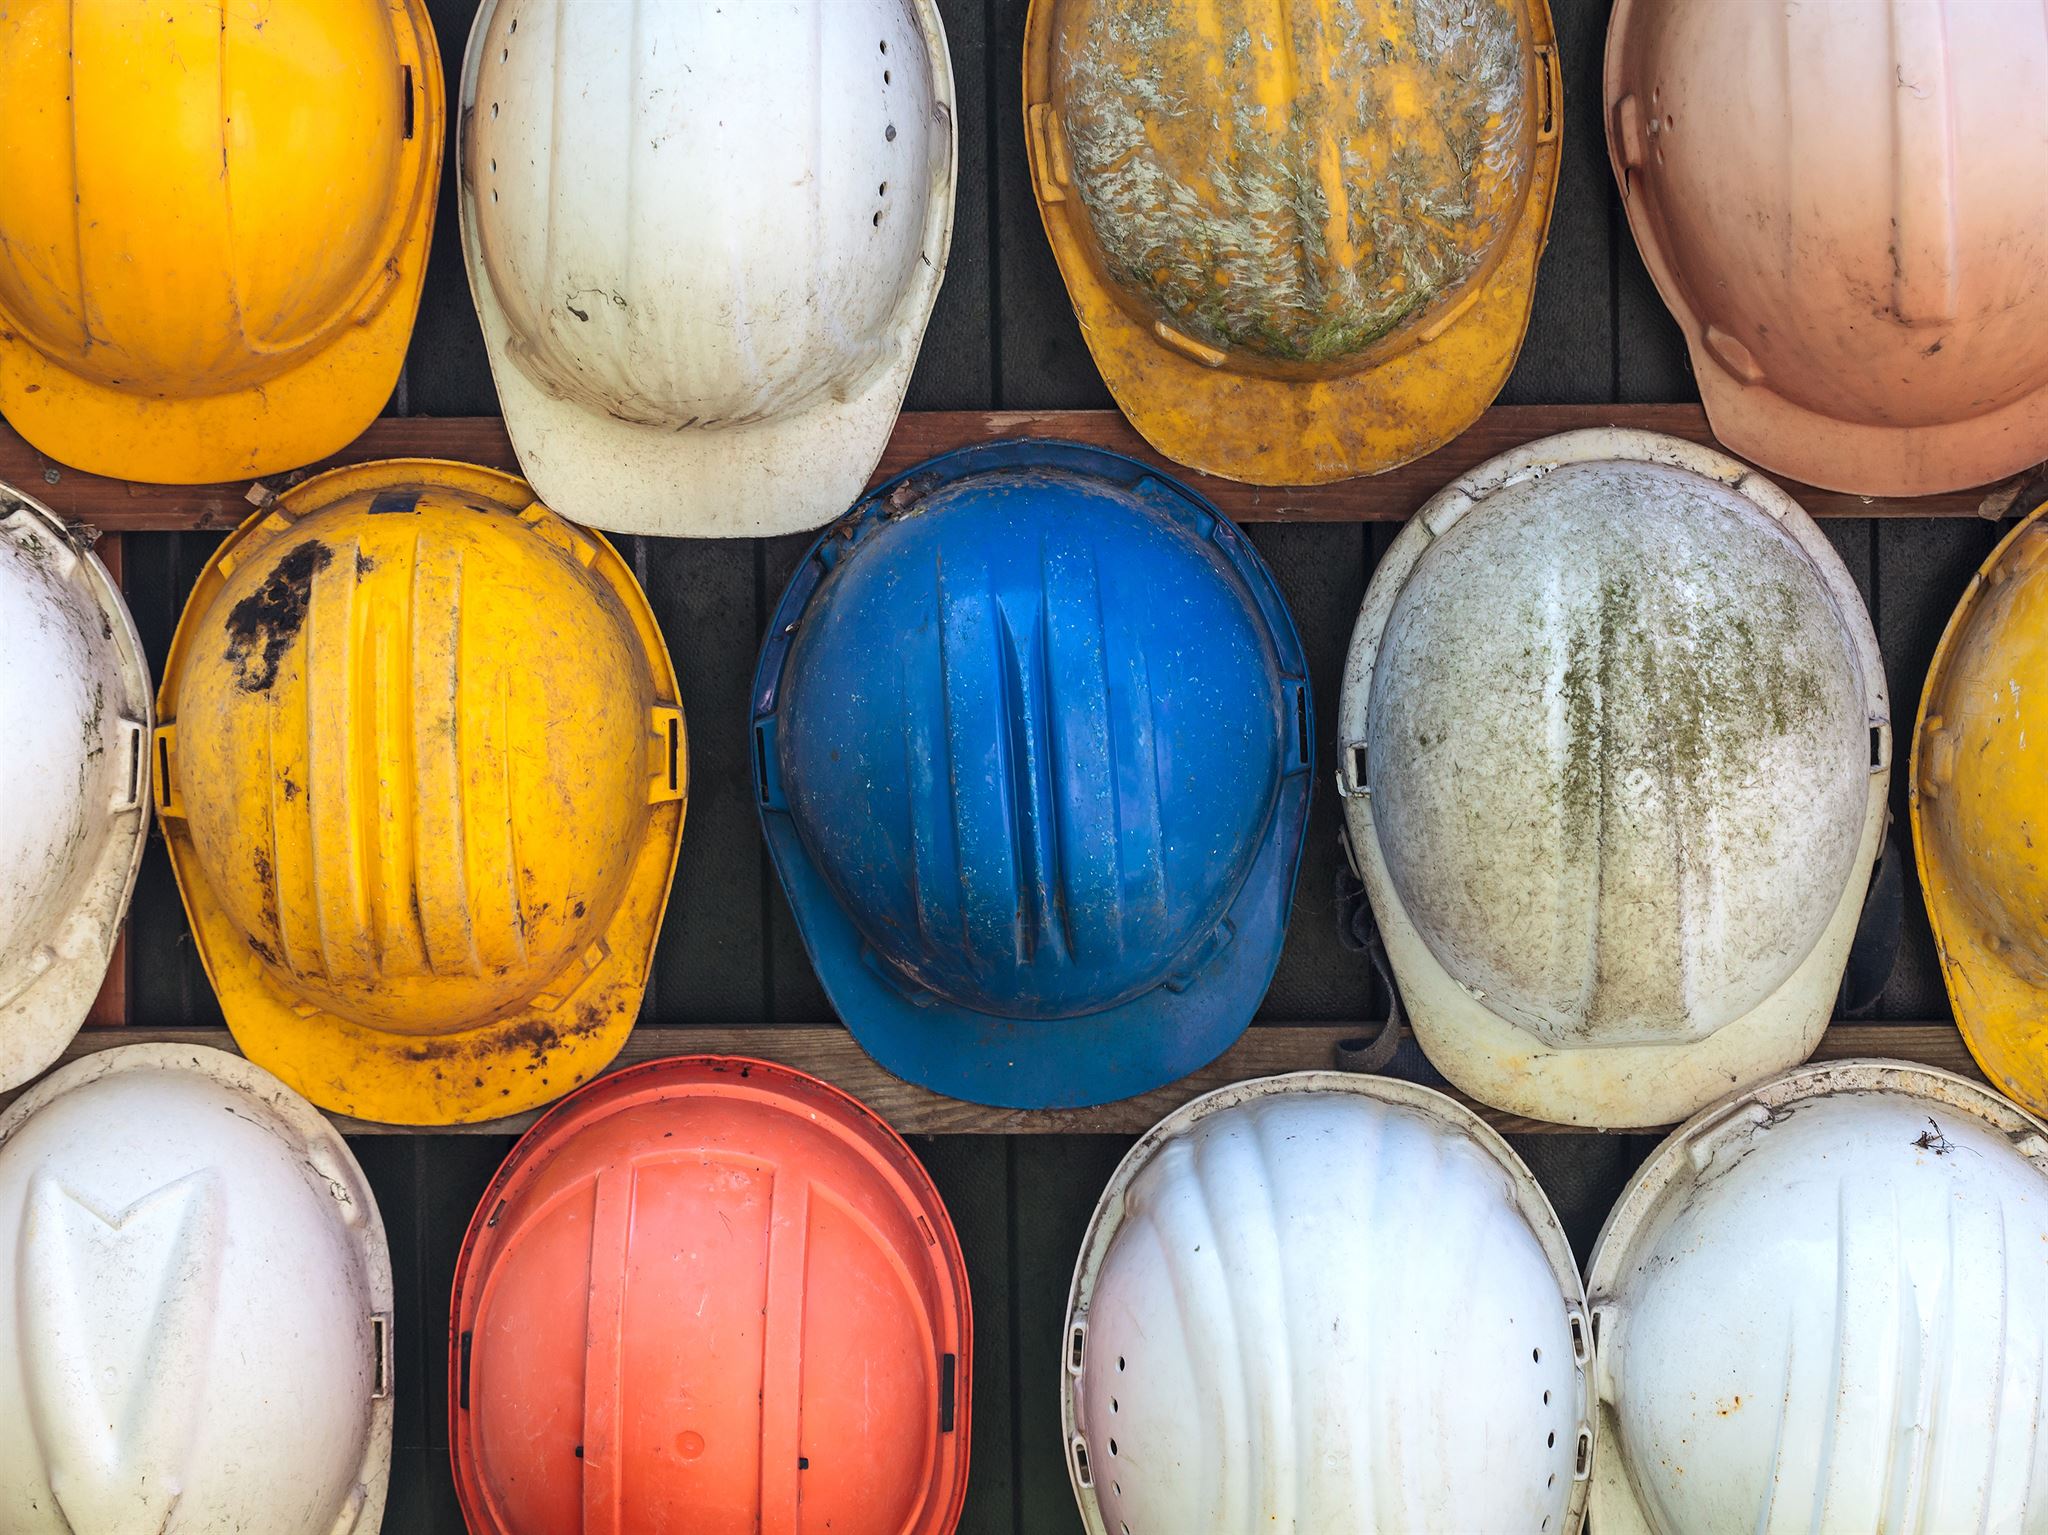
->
[224,540,333,692]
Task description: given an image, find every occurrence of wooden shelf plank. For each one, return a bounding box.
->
[4,1021,1983,1137]
[4,408,2035,532]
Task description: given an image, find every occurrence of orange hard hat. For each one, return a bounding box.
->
[1606,0,2048,496]
[448,1056,972,1534]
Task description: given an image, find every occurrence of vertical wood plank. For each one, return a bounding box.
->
[1612,220,1694,403]
[1011,1135,1132,1535]
[916,1135,1018,1533]
[1509,1133,1659,1266]
[1873,518,2004,1020]
[124,531,228,1027]
[1500,0,1616,405]
[990,0,1114,409]
[406,0,496,417]
[758,534,838,1023]
[420,1136,522,1453]
[911,0,999,411]
[350,1137,425,1454]
[638,536,773,1023]
[1245,523,1374,1022]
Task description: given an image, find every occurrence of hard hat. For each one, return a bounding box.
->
[449,1055,972,1534]
[1588,1059,2048,1532]
[1064,1071,1592,1534]
[153,459,686,1126]
[1606,0,2048,497]
[459,0,956,538]
[0,485,151,1090]
[753,440,1313,1109]
[1913,496,2048,1117]
[0,1043,393,1533]
[1023,0,1562,486]
[0,0,441,485]
[1338,429,1889,1129]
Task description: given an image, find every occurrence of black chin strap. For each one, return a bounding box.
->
[1333,861,1404,1073]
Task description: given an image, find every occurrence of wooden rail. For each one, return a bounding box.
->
[4,407,2038,532]
[9,1022,1983,1137]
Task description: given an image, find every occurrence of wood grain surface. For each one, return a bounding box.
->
[12,1022,1983,1138]
[7,406,2039,531]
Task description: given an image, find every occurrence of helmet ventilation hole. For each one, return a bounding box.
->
[879,38,887,52]
[886,124,897,143]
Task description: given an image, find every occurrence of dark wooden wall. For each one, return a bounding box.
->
[97,0,2001,1526]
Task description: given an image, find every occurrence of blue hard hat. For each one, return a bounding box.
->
[752,440,1312,1108]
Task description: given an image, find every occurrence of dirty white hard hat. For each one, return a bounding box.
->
[1588,1059,2048,1532]
[1338,429,1888,1129]
[460,0,957,537]
[0,484,150,1091]
[1064,1071,1592,1534]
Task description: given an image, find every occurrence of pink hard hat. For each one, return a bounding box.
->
[1606,0,2048,497]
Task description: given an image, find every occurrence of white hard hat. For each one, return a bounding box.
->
[1588,1059,2048,1533]
[0,486,150,1090]
[1064,1072,1592,1534]
[459,0,957,538]
[1338,429,1888,1128]
[0,1045,393,1533]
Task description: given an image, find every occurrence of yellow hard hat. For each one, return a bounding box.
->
[154,461,686,1126]
[1022,0,1561,486]
[1913,499,2048,1118]
[0,0,441,484]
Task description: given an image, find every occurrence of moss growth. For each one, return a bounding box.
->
[1550,562,1845,849]
[1054,0,1528,363]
